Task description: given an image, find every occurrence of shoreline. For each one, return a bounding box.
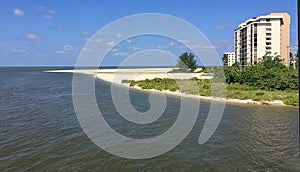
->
[117,82,287,107]
[45,69,295,107]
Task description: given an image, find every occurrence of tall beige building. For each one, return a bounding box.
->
[235,13,290,67]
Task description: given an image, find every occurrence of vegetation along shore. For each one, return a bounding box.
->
[122,52,298,106]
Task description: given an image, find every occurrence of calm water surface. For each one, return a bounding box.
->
[0,68,299,171]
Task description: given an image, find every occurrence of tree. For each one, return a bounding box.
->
[224,62,241,83]
[295,50,299,69]
[222,54,228,66]
[262,54,285,69]
[176,52,197,72]
[223,56,298,90]
[232,62,240,68]
[289,52,293,68]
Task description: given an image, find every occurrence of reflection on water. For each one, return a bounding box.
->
[0,68,299,171]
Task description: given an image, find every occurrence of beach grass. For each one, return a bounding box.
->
[122,78,298,106]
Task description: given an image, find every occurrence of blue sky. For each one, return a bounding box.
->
[0,0,297,66]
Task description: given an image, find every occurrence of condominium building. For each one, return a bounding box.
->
[224,52,236,66]
[235,13,290,67]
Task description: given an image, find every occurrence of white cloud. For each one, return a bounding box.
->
[55,50,66,54]
[169,42,176,46]
[37,6,56,19]
[92,38,102,42]
[13,8,24,17]
[217,24,230,30]
[200,44,217,50]
[126,39,132,43]
[178,39,214,50]
[86,38,103,43]
[56,45,74,54]
[63,45,73,51]
[116,33,123,38]
[156,44,171,49]
[82,47,92,52]
[25,33,40,41]
[47,10,56,14]
[43,14,53,19]
[45,10,56,19]
[11,48,26,53]
[107,41,114,46]
[153,42,178,51]
[11,48,28,56]
[111,48,118,52]
[114,52,128,56]
[36,6,46,12]
[177,39,217,51]
[194,40,234,51]
[132,47,142,51]
[212,40,234,49]
[178,39,192,44]
[82,31,92,37]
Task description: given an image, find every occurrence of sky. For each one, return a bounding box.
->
[0,0,298,66]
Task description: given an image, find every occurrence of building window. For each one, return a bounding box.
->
[266,42,271,45]
[266,19,270,22]
[266,37,271,40]
[266,33,271,36]
[266,28,271,31]
[266,47,271,50]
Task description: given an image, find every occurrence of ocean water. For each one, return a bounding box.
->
[0,67,299,171]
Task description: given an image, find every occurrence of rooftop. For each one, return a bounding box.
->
[237,12,288,28]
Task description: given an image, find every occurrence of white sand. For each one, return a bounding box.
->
[45,68,286,106]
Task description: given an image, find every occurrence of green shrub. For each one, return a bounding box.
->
[121,79,132,83]
[127,77,298,106]
[255,92,264,96]
[169,87,178,92]
[186,89,199,95]
[283,96,298,106]
[223,55,298,91]
[168,69,190,73]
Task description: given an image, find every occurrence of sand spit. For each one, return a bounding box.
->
[45,68,286,106]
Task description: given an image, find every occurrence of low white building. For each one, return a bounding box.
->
[224,52,236,66]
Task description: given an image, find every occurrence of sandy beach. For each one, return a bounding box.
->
[46,68,286,106]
